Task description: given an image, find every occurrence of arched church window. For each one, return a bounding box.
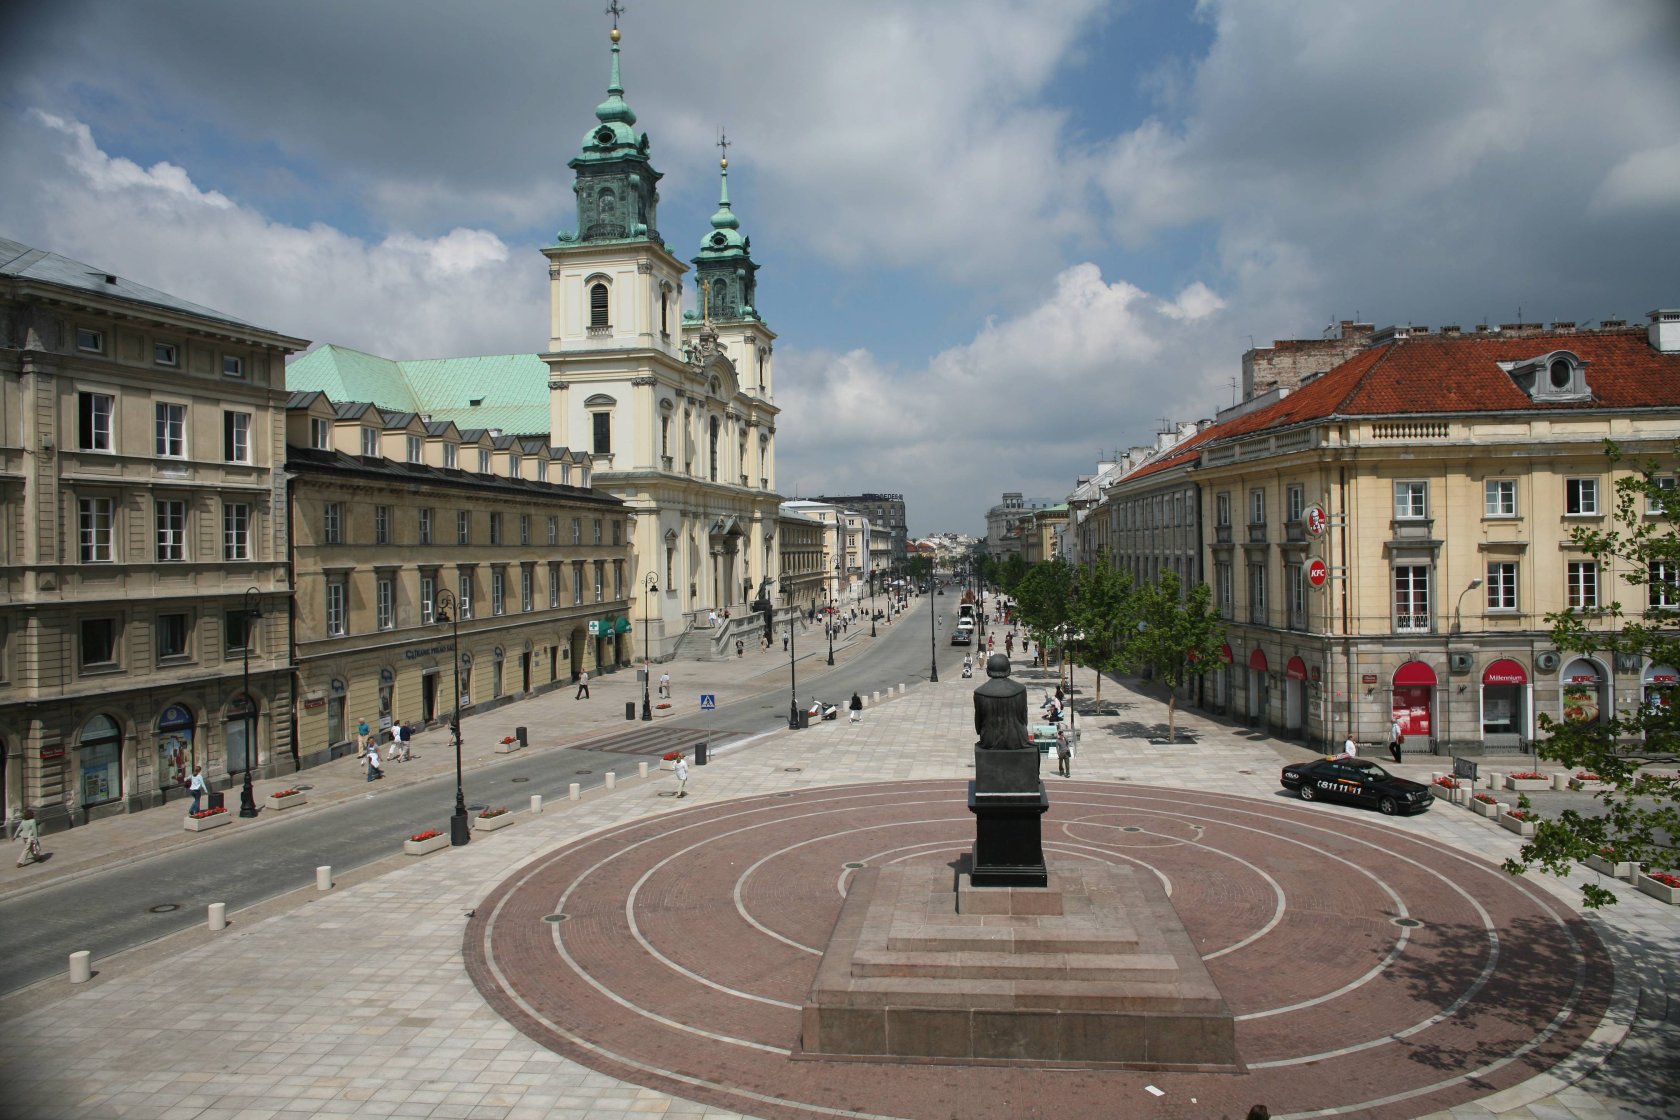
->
[709,418,719,482]
[590,282,609,328]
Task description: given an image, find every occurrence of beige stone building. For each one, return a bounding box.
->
[775,508,827,613]
[2,239,306,828]
[285,392,631,766]
[1192,315,1680,754]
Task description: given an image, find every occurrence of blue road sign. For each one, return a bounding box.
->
[699,694,716,711]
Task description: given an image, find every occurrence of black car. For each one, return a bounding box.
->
[1280,757,1433,815]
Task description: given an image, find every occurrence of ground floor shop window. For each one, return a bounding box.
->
[327,695,346,745]
[156,704,195,787]
[1481,659,1528,738]
[1561,658,1606,723]
[78,714,123,805]
[1644,663,1677,714]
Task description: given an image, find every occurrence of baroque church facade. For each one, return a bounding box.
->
[286,21,783,660]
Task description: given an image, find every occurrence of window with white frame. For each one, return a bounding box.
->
[1394,480,1428,520]
[1393,565,1430,632]
[521,566,533,612]
[593,560,604,602]
[1249,489,1265,526]
[79,497,114,562]
[509,454,521,478]
[1485,479,1517,517]
[1650,476,1677,516]
[361,426,379,457]
[459,569,474,618]
[457,510,470,545]
[154,342,179,366]
[1216,493,1230,527]
[223,411,251,463]
[489,512,502,546]
[323,502,342,544]
[612,520,621,546]
[1567,561,1599,609]
[1565,478,1599,515]
[376,576,395,630]
[420,573,436,624]
[491,568,506,615]
[326,579,347,636]
[407,435,423,463]
[310,417,331,450]
[1286,485,1305,524]
[1649,561,1678,609]
[479,448,492,475]
[155,402,186,458]
[374,505,389,545]
[78,392,114,452]
[1246,562,1266,623]
[76,327,104,353]
[1287,563,1306,629]
[222,502,250,560]
[592,518,602,545]
[665,546,675,587]
[156,499,186,561]
[443,442,458,470]
[613,559,624,599]
[419,508,432,545]
[1486,562,1518,610]
[519,514,530,546]
[1215,562,1233,618]
[571,517,582,545]
[549,562,561,608]
[222,355,244,378]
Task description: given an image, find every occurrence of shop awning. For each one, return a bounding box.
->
[1563,658,1601,684]
[1644,664,1678,685]
[1286,656,1309,681]
[1482,658,1528,686]
[1220,643,1234,664]
[1248,649,1268,672]
[1394,660,1438,687]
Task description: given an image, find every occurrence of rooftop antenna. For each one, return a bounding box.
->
[1517,305,1524,325]
[1227,377,1238,406]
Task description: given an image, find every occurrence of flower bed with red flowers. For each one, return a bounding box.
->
[1574,772,1602,782]
[1432,776,1459,789]
[409,829,442,843]
[478,807,509,819]
[270,788,301,799]
[662,751,682,761]
[1504,809,1538,822]
[1473,793,1500,805]
[190,806,228,820]
[500,735,517,744]
[1508,771,1547,781]
[1649,871,1680,889]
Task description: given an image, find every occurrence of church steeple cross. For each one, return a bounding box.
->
[717,127,731,166]
[605,0,625,30]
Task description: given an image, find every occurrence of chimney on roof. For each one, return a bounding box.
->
[1549,321,1576,332]
[1600,319,1627,329]
[1441,325,1462,336]
[1475,324,1490,333]
[1649,309,1680,353]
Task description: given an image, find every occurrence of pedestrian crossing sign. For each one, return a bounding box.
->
[699,694,716,711]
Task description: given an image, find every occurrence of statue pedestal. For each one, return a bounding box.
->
[967,782,1048,887]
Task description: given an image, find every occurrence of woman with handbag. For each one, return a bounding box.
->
[14,810,43,868]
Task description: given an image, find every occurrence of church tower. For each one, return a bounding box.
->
[542,14,782,662]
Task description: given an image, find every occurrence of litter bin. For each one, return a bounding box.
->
[625,701,636,721]
[797,710,811,730]
[207,790,226,811]
[516,725,527,746]
[694,742,708,765]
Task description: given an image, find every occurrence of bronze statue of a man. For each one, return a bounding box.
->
[973,653,1030,750]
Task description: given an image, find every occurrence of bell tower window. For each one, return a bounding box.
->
[589,282,610,328]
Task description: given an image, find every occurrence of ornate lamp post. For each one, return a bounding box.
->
[826,597,836,666]
[929,578,940,683]
[237,586,263,818]
[869,568,877,637]
[641,572,659,721]
[778,572,799,729]
[433,588,469,847]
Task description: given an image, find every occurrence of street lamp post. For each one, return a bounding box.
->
[237,586,263,818]
[826,598,836,666]
[929,581,940,683]
[641,573,658,721]
[869,568,877,637]
[779,573,799,729]
[1446,577,1484,752]
[433,588,470,846]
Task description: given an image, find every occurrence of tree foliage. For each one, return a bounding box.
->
[1504,441,1679,908]
[1127,571,1226,741]
[1012,558,1075,664]
[1069,561,1136,703]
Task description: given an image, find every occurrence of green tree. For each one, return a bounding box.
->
[1128,571,1225,742]
[994,554,1030,596]
[1068,561,1136,705]
[904,554,933,584]
[1013,558,1075,670]
[1504,442,1679,908]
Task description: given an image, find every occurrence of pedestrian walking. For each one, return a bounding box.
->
[658,671,670,698]
[357,717,371,754]
[187,765,207,814]
[366,742,384,781]
[1056,724,1072,777]
[14,810,42,868]
[576,670,590,699]
[1388,716,1405,763]
[736,639,744,658]
[849,691,863,723]
[782,633,789,652]
[394,722,413,762]
[674,753,689,798]
[1341,732,1358,759]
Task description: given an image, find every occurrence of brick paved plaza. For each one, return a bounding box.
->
[0,635,1672,1120]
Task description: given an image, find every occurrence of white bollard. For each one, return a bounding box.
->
[605,771,617,791]
[316,865,332,891]
[872,691,880,705]
[69,951,92,984]
[638,761,648,779]
[569,782,581,801]
[530,794,543,815]
[897,683,906,696]
[208,903,227,932]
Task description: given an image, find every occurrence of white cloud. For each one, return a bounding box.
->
[1590,141,1680,217]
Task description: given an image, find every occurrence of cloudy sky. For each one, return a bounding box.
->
[4,0,1677,535]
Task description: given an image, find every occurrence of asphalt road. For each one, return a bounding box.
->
[0,593,975,995]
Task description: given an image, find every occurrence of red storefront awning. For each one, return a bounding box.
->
[1220,643,1234,664]
[1394,660,1438,687]
[1248,649,1269,672]
[1482,658,1528,686]
[1286,656,1309,681]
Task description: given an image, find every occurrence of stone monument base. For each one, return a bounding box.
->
[800,858,1239,1070]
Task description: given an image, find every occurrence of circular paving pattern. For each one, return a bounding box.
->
[465,781,1612,1119]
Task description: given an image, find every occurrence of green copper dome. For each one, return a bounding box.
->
[562,23,663,244]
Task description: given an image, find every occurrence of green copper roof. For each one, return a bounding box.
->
[574,28,649,165]
[285,345,550,435]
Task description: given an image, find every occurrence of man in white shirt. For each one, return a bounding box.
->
[1340,734,1358,759]
[674,753,689,798]
[1389,717,1405,763]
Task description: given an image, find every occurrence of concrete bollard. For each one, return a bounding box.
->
[530,794,543,815]
[872,691,880,705]
[897,683,906,696]
[69,951,92,984]
[569,782,581,801]
[208,903,227,932]
[605,771,617,791]
[638,761,648,779]
[316,865,332,891]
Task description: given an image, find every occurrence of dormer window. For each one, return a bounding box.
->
[1502,349,1590,402]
